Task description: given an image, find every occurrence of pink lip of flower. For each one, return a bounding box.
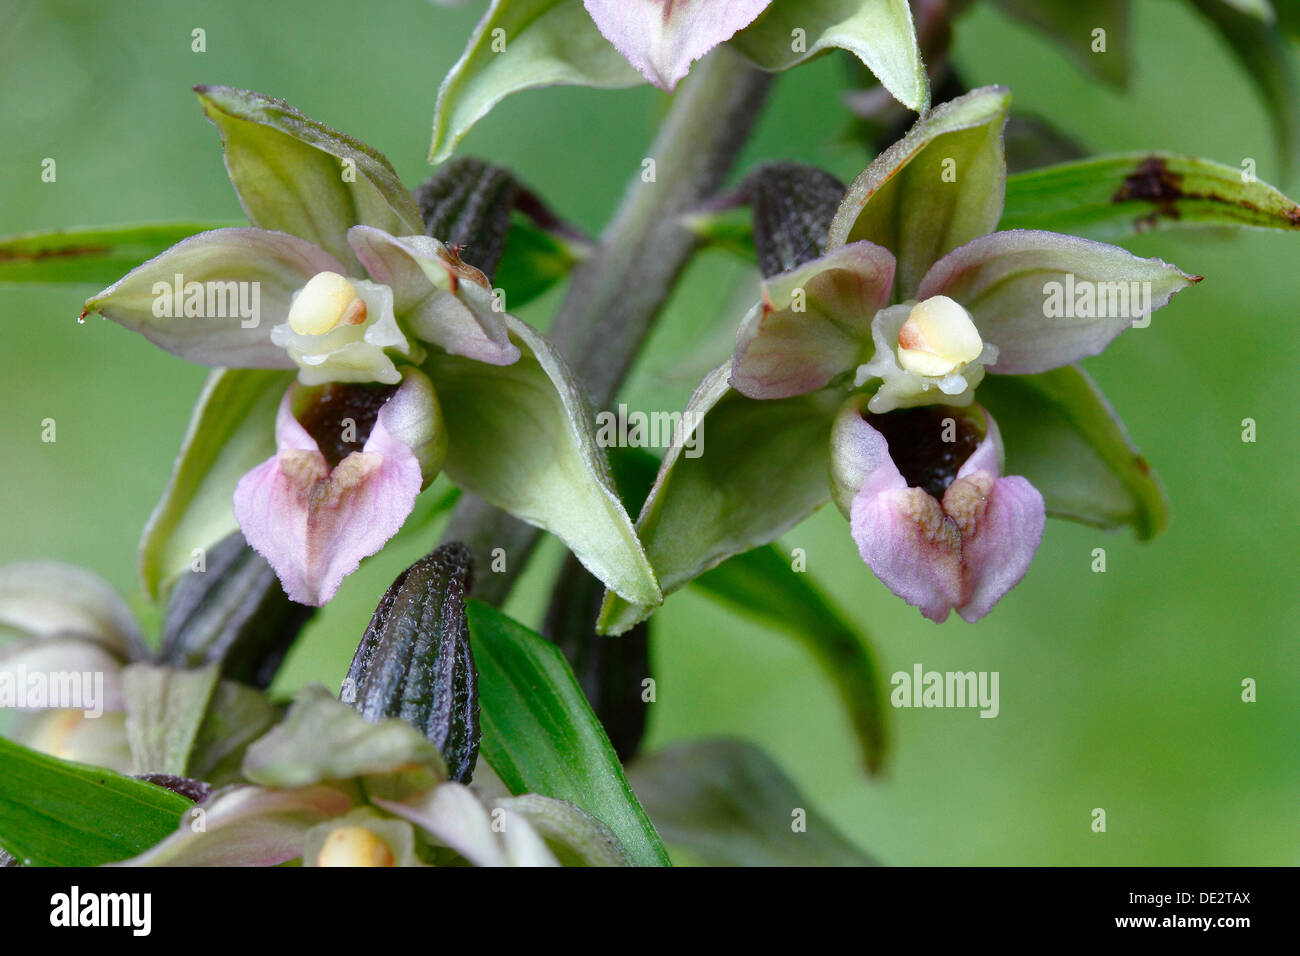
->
[583,0,775,91]
[232,375,437,607]
[832,402,1045,623]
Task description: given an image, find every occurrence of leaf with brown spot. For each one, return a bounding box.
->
[1002,152,1300,239]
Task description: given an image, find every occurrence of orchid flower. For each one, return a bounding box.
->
[119,686,632,867]
[600,86,1199,631]
[85,224,498,605]
[80,87,659,610]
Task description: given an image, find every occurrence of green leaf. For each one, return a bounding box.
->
[989,0,1129,86]
[827,86,1011,296]
[692,547,889,774]
[1186,0,1300,183]
[627,739,876,866]
[598,363,841,635]
[140,367,295,601]
[0,222,238,287]
[122,663,221,775]
[466,600,670,867]
[732,0,929,112]
[196,86,424,270]
[1001,152,1300,239]
[979,365,1168,539]
[425,314,660,606]
[0,737,191,866]
[429,0,642,164]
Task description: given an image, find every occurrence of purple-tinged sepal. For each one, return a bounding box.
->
[730,242,895,400]
[347,225,520,366]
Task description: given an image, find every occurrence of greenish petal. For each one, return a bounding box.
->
[428,0,642,164]
[425,315,661,606]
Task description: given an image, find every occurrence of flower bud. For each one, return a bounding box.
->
[743,162,847,277]
[287,271,367,335]
[414,157,519,281]
[341,543,480,782]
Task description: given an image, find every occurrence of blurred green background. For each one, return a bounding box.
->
[2,0,1296,864]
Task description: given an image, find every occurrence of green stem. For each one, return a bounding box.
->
[444,49,773,603]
